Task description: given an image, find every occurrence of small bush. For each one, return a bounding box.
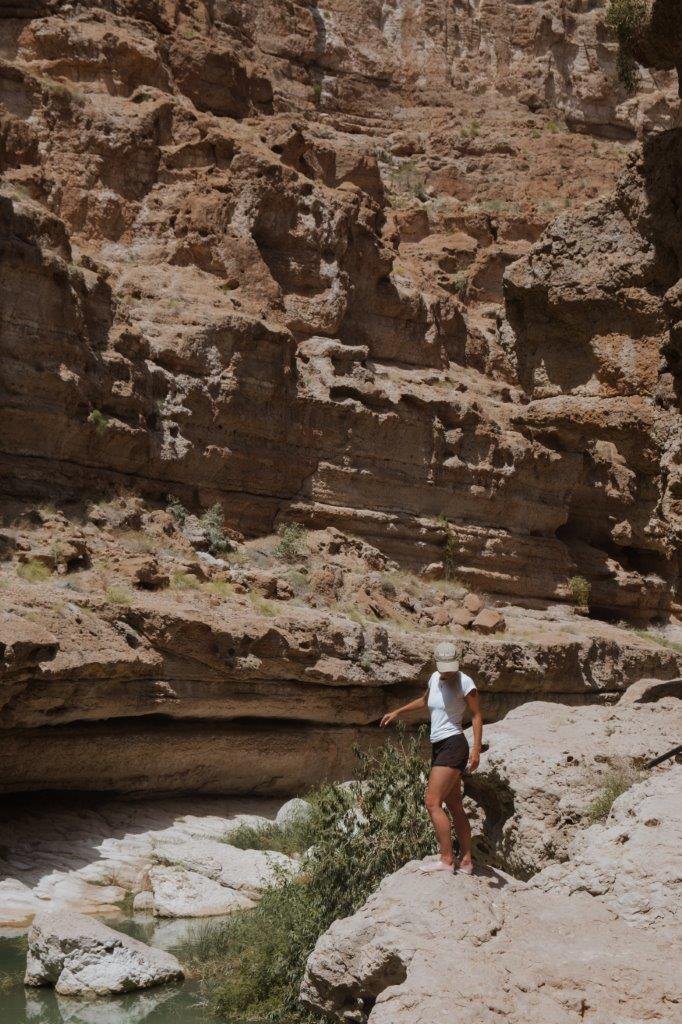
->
[88,409,110,436]
[199,502,233,557]
[605,0,647,92]
[443,532,459,581]
[568,574,591,609]
[166,495,187,527]
[170,571,200,590]
[225,812,318,858]
[312,82,322,105]
[105,585,133,606]
[452,273,469,298]
[586,763,641,822]
[16,559,51,583]
[183,729,434,1023]
[249,593,276,617]
[275,522,306,563]
[204,580,235,599]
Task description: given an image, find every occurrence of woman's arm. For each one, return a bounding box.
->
[465,689,483,771]
[380,690,428,728]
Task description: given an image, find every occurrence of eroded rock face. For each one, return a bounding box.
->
[24,910,183,996]
[0,0,679,623]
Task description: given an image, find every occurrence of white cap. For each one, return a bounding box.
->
[434,641,459,674]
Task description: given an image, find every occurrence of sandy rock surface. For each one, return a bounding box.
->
[24,911,183,997]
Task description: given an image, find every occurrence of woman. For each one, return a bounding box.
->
[380,641,482,874]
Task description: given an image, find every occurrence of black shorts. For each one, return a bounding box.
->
[431,733,469,771]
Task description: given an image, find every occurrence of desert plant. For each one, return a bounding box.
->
[312,82,322,105]
[105,585,133,606]
[568,574,591,610]
[16,559,51,583]
[204,580,235,599]
[452,273,469,298]
[249,593,276,617]
[88,408,110,436]
[605,0,647,91]
[224,810,319,858]
[275,522,306,562]
[184,728,434,1023]
[586,762,641,822]
[200,502,233,557]
[166,495,187,527]
[170,571,200,590]
[443,532,459,580]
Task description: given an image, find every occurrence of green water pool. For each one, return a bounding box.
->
[0,915,223,1024]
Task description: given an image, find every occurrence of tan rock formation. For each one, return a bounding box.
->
[0,1,681,797]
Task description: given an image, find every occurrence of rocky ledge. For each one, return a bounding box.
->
[302,718,682,1023]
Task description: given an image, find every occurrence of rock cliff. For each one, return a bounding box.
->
[0,1,681,793]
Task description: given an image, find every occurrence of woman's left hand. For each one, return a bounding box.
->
[467,750,480,773]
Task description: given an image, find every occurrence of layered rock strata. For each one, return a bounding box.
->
[0,1,679,622]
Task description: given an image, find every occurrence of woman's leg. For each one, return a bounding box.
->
[424,766,460,866]
[444,776,473,869]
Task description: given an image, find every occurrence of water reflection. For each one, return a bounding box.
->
[0,916,220,1024]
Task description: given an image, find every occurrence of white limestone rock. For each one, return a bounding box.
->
[466,697,682,875]
[532,764,682,938]
[301,859,682,1023]
[24,910,184,996]
[152,837,296,897]
[275,798,313,829]
[147,865,255,917]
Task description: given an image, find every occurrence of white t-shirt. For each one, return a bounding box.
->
[427,671,477,743]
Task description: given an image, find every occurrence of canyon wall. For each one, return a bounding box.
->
[0,1,681,793]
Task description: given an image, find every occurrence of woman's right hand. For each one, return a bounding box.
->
[380,711,398,728]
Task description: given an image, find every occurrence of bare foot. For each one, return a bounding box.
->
[419,859,454,874]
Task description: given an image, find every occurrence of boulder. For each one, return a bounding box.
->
[420,562,444,581]
[618,676,682,704]
[450,608,474,629]
[151,837,295,897]
[146,866,254,918]
[276,797,313,829]
[24,911,183,996]
[462,593,484,614]
[470,608,506,634]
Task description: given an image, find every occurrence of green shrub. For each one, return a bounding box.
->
[443,532,459,580]
[452,273,469,298]
[88,408,110,436]
[105,585,133,606]
[605,0,647,92]
[225,811,319,858]
[16,559,51,583]
[312,82,322,105]
[586,763,641,822]
[200,502,233,557]
[166,495,187,527]
[184,729,434,1023]
[568,574,591,609]
[275,522,306,563]
[170,571,200,590]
